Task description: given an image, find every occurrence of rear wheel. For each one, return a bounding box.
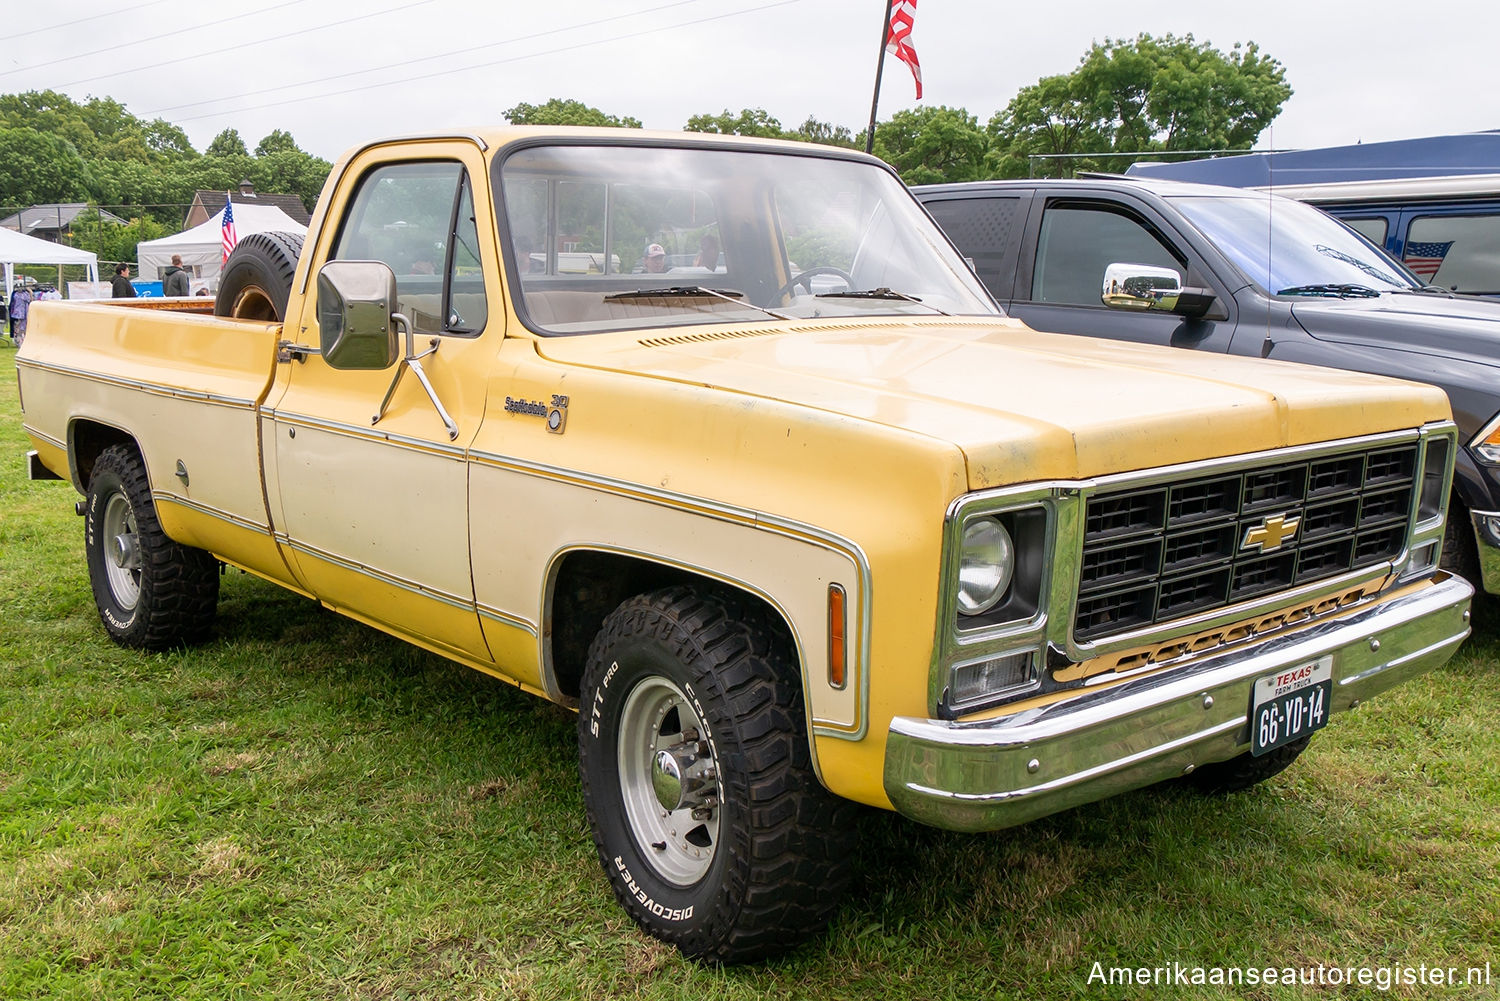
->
[84,444,219,649]
[577,586,854,963]
[214,231,305,322]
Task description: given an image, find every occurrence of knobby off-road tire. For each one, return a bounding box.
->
[85,444,220,650]
[1441,493,1482,591]
[578,586,856,963]
[1186,735,1312,794]
[214,231,305,322]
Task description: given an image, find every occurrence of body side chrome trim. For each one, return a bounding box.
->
[154,491,271,534]
[282,538,475,612]
[477,604,540,636]
[24,425,66,451]
[473,448,875,741]
[266,409,470,459]
[18,358,257,408]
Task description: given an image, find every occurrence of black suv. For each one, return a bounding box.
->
[914,176,1500,595]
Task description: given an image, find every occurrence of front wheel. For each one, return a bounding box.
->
[1185,736,1312,794]
[577,587,854,963]
[85,444,219,649]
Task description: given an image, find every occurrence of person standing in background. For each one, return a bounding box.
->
[111,264,137,298]
[163,255,191,296]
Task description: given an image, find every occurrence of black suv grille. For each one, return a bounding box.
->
[1074,444,1417,642]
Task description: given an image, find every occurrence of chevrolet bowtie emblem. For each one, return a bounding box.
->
[1242,513,1301,553]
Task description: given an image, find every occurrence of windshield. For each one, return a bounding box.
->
[497,144,996,334]
[1167,193,1418,294]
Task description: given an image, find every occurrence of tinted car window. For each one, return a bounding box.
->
[1405,213,1500,294]
[1031,204,1181,305]
[921,195,1021,296]
[1344,216,1389,246]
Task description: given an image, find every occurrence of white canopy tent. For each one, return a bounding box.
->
[1,226,98,299]
[138,204,307,288]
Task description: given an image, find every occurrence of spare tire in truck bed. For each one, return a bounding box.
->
[215,231,305,322]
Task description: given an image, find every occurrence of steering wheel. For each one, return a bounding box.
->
[776,266,854,299]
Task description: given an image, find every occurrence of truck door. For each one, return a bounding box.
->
[265,143,500,663]
[1007,195,1237,352]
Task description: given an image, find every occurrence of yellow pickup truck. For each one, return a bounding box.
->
[17,127,1473,962]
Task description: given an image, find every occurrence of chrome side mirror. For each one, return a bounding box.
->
[1101,263,1184,311]
[316,260,400,370]
[1101,262,1219,320]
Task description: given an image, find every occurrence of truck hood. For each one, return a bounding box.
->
[535,316,1450,490]
[1292,292,1500,371]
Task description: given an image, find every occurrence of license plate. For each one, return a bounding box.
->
[1250,656,1333,756]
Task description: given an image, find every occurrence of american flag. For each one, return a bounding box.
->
[1403,239,1454,279]
[885,0,922,99]
[221,196,239,263]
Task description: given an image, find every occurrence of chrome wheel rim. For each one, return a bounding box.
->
[617,676,722,886]
[101,491,141,610]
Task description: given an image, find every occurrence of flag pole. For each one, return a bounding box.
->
[864,0,895,155]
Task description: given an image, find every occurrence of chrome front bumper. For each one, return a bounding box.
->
[884,574,1472,833]
[1470,508,1500,594]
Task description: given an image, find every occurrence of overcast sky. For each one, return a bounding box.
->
[4,0,1494,163]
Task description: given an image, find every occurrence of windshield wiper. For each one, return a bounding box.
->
[1276,283,1382,298]
[604,285,792,321]
[814,287,950,315]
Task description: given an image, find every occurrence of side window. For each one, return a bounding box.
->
[922,195,1021,296]
[448,176,487,332]
[332,161,487,335]
[1403,213,1500,294]
[1030,203,1182,305]
[1342,216,1389,247]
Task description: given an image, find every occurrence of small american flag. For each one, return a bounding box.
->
[1403,239,1454,279]
[221,196,239,263]
[886,0,922,99]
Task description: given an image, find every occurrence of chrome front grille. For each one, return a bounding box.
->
[1074,444,1418,642]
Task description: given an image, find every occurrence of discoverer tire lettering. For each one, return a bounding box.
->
[577,586,856,963]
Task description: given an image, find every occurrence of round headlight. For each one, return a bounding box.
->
[957,517,1015,616]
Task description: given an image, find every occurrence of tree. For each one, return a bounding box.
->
[789,117,856,148]
[252,149,333,214]
[872,106,989,186]
[503,99,641,128]
[207,128,247,158]
[683,108,785,138]
[0,127,90,207]
[989,34,1292,178]
[254,129,299,157]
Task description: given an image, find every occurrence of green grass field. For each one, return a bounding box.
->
[2,345,1497,1000]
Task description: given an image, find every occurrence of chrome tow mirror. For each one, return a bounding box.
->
[316,260,401,370]
[315,260,458,440]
